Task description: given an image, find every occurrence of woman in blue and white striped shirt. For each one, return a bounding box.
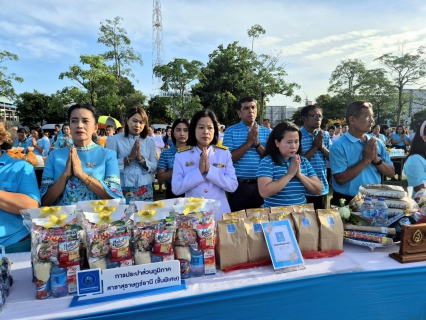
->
[256,121,322,207]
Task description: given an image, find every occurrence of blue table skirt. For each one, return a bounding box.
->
[61,266,426,320]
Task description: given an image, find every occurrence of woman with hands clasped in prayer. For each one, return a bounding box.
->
[172,109,238,219]
[40,104,123,205]
[256,121,322,207]
[106,106,157,203]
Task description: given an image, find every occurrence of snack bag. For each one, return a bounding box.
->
[196,222,215,249]
[244,217,269,262]
[26,147,37,166]
[292,210,319,252]
[246,208,269,219]
[216,219,247,269]
[317,208,344,251]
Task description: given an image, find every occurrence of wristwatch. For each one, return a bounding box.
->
[372,157,383,166]
[254,141,261,148]
[138,157,146,166]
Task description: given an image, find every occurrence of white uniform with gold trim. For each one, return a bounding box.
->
[172,145,238,220]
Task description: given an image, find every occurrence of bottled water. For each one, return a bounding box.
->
[374,197,389,227]
[361,197,376,219]
[190,250,205,277]
[50,264,68,298]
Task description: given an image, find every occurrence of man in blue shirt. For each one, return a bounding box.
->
[223,97,270,211]
[329,101,395,206]
[300,105,331,210]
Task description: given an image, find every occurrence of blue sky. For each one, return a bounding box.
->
[1,0,426,107]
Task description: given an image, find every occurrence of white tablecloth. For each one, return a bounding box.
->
[3,243,426,320]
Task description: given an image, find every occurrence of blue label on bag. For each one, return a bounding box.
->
[227,224,236,233]
[327,216,335,226]
[253,223,262,233]
[302,218,310,227]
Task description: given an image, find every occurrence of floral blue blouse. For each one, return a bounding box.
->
[40,142,122,204]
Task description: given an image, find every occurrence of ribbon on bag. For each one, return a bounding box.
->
[296,204,310,213]
[42,214,68,228]
[251,217,262,223]
[183,203,202,218]
[89,200,109,206]
[276,213,291,220]
[93,206,116,226]
[188,197,204,203]
[38,206,62,218]
[144,201,165,210]
[137,210,156,223]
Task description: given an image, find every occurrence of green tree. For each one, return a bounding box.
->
[315,94,346,123]
[328,59,369,106]
[0,50,24,100]
[146,96,174,124]
[247,24,265,52]
[410,108,426,131]
[122,90,147,111]
[15,91,62,126]
[193,42,255,125]
[375,45,426,124]
[59,54,117,109]
[153,58,204,117]
[98,16,143,123]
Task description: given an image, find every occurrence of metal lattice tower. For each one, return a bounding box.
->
[152,0,164,94]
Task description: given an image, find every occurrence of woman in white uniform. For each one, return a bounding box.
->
[172,109,238,220]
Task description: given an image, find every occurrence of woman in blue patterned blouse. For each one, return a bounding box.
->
[256,121,322,207]
[40,104,123,205]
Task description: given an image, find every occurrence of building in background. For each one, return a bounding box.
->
[404,89,426,118]
[265,106,300,127]
[0,96,19,123]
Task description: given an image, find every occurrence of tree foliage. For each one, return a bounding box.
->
[15,90,67,126]
[0,50,24,100]
[375,45,426,124]
[153,58,204,117]
[247,24,266,52]
[410,108,426,131]
[146,96,174,125]
[59,54,117,109]
[315,94,347,124]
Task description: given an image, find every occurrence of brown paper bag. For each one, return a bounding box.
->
[317,209,343,251]
[293,203,315,213]
[216,219,248,269]
[269,206,295,235]
[243,217,269,262]
[246,208,270,219]
[222,210,246,220]
[292,210,319,252]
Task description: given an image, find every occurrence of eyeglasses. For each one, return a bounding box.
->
[307,114,323,120]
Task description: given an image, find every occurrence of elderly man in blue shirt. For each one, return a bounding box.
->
[0,119,40,253]
[223,96,270,211]
[330,101,395,206]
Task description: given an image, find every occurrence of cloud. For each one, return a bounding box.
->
[0,21,48,37]
[15,37,85,59]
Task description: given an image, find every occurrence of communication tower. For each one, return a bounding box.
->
[152,0,164,94]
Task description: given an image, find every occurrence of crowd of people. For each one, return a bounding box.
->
[1,97,425,254]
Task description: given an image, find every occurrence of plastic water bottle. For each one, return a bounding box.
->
[374,197,389,227]
[50,264,68,298]
[190,250,204,277]
[361,197,376,219]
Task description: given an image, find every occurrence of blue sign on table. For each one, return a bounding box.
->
[77,269,102,295]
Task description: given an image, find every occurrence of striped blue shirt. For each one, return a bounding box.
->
[223,121,270,179]
[301,126,331,196]
[256,155,317,207]
[157,145,177,183]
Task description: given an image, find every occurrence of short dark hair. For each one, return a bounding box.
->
[67,104,98,124]
[17,128,26,134]
[301,105,322,119]
[32,127,44,140]
[263,121,301,166]
[345,101,372,121]
[334,123,341,128]
[188,109,219,146]
[171,118,190,145]
[264,119,270,122]
[125,106,149,139]
[408,121,426,159]
[237,96,257,111]
[328,125,336,131]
